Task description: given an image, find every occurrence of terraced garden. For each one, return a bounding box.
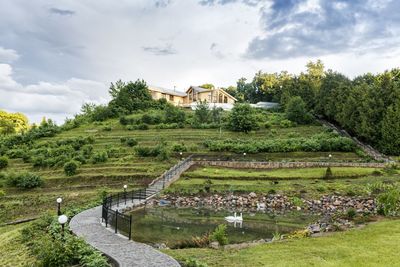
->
[0,109,398,266]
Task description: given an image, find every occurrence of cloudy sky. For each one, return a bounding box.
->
[0,0,399,123]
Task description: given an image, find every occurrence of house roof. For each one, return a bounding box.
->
[186,86,237,101]
[186,86,212,93]
[148,85,187,97]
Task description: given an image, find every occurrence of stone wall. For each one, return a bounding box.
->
[194,160,385,169]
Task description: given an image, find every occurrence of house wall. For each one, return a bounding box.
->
[149,90,186,106]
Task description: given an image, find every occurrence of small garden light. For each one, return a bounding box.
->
[56,197,62,216]
[58,214,68,240]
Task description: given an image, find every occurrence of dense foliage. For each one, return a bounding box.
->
[0,110,29,135]
[235,61,400,154]
[204,133,356,153]
[6,172,43,189]
[0,156,8,169]
[21,214,109,267]
[227,103,259,133]
[64,161,79,176]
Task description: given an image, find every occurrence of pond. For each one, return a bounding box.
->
[128,206,318,247]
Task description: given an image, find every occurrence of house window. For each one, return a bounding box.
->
[169,95,174,101]
[162,93,167,99]
[219,94,223,103]
[224,96,228,103]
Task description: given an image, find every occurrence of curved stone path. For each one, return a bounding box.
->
[70,205,180,267]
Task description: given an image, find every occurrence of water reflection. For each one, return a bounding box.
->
[129,206,317,247]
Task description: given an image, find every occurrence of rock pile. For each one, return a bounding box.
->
[161,193,376,215]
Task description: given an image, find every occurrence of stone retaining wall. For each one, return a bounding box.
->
[195,160,385,169]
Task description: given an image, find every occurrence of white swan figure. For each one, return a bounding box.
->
[225,212,243,222]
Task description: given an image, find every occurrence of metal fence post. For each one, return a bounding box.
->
[105,207,108,227]
[115,210,118,234]
[129,215,132,240]
[117,193,119,207]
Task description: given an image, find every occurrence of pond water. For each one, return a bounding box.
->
[129,206,318,247]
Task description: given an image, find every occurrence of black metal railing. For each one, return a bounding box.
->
[101,155,194,239]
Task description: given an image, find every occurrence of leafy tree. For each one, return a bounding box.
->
[194,100,210,124]
[285,96,313,124]
[0,110,29,134]
[109,79,153,114]
[380,102,400,155]
[228,103,259,133]
[164,104,186,124]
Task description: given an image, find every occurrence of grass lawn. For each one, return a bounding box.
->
[0,224,36,267]
[183,166,381,180]
[165,219,400,267]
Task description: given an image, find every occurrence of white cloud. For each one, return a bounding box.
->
[0,64,108,123]
[0,47,20,63]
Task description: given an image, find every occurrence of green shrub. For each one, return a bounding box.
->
[137,123,149,130]
[135,144,170,160]
[119,116,129,125]
[0,156,8,169]
[265,122,272,129]
[324,167,333,179]
[64,160,79,176]
[290,197,304,207]
[21,214,109,267]
[279,119,294,128]
[7,172,43,189]
[204,133,355,153]
[126,138,138,147]
[172,143,187,152]
[164,105,186,124]
[126,125,137,131]
[155,123,183,129]
[346,208,357,219]
[102,125,112,131]
[210,224,228,245]
[0,189,5,198]
[91,151,108,164]
[377,187,400,216]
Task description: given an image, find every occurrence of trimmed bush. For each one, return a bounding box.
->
[172,143,187,152]
[91,151,108,164]
[64,160,79,176]
[137,123,149,130]
[7,172,43,189]
[0,156,8,169]
[126,138,138,147]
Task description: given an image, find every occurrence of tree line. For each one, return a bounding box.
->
[226,61,400,155]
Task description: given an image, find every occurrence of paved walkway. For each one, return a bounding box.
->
[70,205,180,267]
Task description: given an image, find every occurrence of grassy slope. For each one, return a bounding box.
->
[165,219,400,267]
[183,166,380,179]
[1,116,355,223]
[0,224,36,267]
[169,166,399,197]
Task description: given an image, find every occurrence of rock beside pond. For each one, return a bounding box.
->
[209,241,220,249]
[162,194,377,215]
